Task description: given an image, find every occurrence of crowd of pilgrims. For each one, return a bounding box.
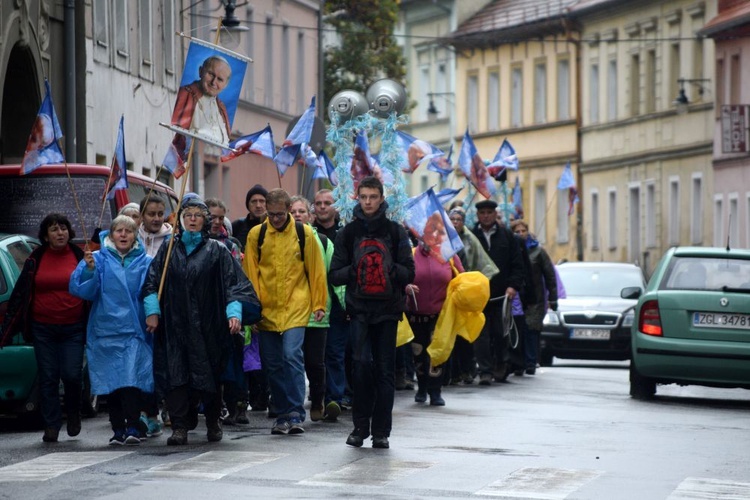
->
[0,177,561,449]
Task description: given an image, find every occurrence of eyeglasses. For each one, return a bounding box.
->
[183,212,205,219]
[266,211,288,219]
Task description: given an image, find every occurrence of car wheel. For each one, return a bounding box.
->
[629,361,656,400]
[540,350,554,367]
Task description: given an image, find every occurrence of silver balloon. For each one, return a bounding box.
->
[366,79,407,118]
[328,90,369,124]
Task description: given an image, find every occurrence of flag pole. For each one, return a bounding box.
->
[157,17,223,300]
[56,139,89,245]
[157,141,195,300]
[97,153,118,232]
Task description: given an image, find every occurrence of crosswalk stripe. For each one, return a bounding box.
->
[0,452,132,482]
[475,467,603,499]
[143,451,285,481]
[299,458,435,487]
[668,477,750,499]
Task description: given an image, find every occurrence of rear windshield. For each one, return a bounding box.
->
[0,175,113,240]
[663,256,750,291]
[558,266,644,297]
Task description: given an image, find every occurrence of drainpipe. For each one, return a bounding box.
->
[64,0,76,162]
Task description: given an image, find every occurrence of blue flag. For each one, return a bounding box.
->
[21,80,65,175]
[487,138,519,180]
[104,116,128,201]
[435,187,462,206]
[512,177,524,219]
[427,144,453,181]
[221,124,275,162]
[274,96,316,175]
[557,162,579,216]
[316,150,338,186]
[405,188,464,264]
[458,129,496,199]
[396,131,444,173]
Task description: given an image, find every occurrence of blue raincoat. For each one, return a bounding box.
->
[69,238,153,395]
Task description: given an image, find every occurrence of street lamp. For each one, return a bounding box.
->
[426,92,454,123]
[212,1,249,49]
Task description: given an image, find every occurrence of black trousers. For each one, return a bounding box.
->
[108,387,141,431]
[166,384,221,431]
[409,314,442,394]
[304,327,327,407]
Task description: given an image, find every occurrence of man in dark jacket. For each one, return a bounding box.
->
[472,199,525,384]
[231,184,268,251]
[329,176,415,449]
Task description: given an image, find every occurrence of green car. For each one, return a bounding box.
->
[627,246,750,399]
[0,234,41,416]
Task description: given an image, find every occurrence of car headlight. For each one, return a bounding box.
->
[622,311,635,327]
[543,311,560,326]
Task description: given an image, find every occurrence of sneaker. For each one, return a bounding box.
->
[109,429,126,446]
[207,420,223,442]
[414,390,427,403]
[124,427,141,446]
[323,401,341,422]
[271,419,291,435]
[66,412,81,437]
[167,428,188,446]
[462,374,474,385]
[339,396,352,411]
[525,367,536,375]
[372,436,389,449]
[161,408,171,427]
[403,379,415,391]
[310,404,324,422]
[429,393,446,406]
[235,404,250,425]
[479,373,492,386]
[43,427,59,443]
[346,429,367,448]
[146,417,163,437]
[288,417,305,435]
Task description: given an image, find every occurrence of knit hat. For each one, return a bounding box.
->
[448,207,466,220]
[179,195,210,232]
[118,202,140,216]
[245,184,268,209]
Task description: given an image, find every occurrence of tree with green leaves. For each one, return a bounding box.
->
[323,0,408,121]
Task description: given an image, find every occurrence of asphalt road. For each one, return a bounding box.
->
[1,360,748,499]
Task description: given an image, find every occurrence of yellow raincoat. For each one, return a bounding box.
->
[427,264,490,366]
[243,220,328,332]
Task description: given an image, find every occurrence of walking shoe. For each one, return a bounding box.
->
[167,428,188,446]
[478,373,492,385]
[323,401,341,422]
[403,378,415,390]
[525,367,536,375]
[271,419,291,435]
[462,374,474,385]
[235,403,250,425]
[43,427,59,443]
[207,420,223,442]
[372,436,389,449]
[414,390,427,403]
[109,429,126,446]
[339,396,353,411]
[66,412,81,437]
[221,404,234,425]
[429,393,446,406]
[146,417,163,437]
[288,417,305,435]
[346,428,367,448]
[161,408,171,427]
[310,403,324,422]
[125,427,142,445]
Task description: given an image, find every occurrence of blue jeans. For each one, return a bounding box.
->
[325,318,349,404]
[525,327,541,369]
[259,327,306,421]
[31,321,85,430]
[350,318,397,438]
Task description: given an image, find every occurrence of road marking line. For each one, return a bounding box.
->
[0,452,132,482]
[475,467,603,499]
[299,458,435,487]
[668,477,750,499]
[143,451,285,481]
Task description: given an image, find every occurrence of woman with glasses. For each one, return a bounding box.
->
[142,195,258,446]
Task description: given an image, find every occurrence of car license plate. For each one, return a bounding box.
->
[693,312,750,329]
[570,329,610,340]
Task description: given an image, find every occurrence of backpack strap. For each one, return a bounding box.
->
[317,232,329,253]
[257,220,306,262]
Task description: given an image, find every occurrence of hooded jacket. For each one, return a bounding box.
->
[69,237,153,395]
[329,202,415,322]
[139,223,173,258]
[243,216,328,333]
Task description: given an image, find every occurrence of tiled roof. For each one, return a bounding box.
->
[698,2,750,36]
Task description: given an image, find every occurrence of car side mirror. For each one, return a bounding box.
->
[621,286,642,299]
